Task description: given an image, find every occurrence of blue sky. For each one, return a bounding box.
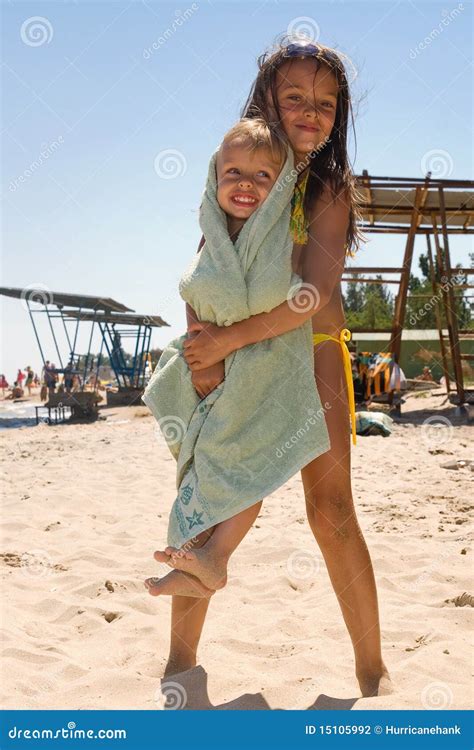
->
[1,0,472,380]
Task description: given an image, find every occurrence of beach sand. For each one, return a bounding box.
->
[1,391,472,710]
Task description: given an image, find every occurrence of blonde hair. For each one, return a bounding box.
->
[220,118,286,167]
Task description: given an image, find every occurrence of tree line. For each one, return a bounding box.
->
[343,252,472,330]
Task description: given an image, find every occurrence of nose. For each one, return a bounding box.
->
[237,176,253,190]
[303,104,318,119]
[301,99,318,117]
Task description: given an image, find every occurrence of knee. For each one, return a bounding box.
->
[305,485,359,544]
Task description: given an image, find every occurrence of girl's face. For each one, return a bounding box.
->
[270,59,339,163]
[216,140,282,220]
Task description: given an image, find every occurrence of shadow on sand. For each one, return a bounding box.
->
[158,666,360,710]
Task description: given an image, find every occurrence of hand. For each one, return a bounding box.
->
[191,360,225,398]
[183,321,234,371]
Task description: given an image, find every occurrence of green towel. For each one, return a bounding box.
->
[142,145,330,548]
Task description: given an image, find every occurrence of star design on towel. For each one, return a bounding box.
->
[186,510,204,529]
[179,484,193,506]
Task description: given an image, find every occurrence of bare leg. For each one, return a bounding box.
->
[153,501,263,591]
[149,503,262,676]
[160,528,215,676]
[302,339,391,697]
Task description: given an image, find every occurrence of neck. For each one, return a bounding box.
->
[295,161,310,182]
[227,215,246,242]
[294,151,311,171]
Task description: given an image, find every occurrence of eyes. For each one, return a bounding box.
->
[286,94,335,110]
[227,168,271,179]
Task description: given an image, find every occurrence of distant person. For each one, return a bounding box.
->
[72,373,82,392]
[64,361,74,393]
[144,359,152,384]
[0,374,8,396]
[6,381,24,400]
[40,360,50,400]
[416,366,433,382]
[24,366,34,395]
[16,369,25,388]
[41,360,50,381]
[44,363,57,396]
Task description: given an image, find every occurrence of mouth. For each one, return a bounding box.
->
[230,193,258,207]
[295,124,320,133]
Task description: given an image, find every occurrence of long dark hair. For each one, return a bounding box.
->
[241,35,366,255]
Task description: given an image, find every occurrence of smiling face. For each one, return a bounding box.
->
[270,59,339,163]
[216,139,283,221]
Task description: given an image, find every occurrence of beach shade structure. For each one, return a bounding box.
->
[344,173,474,409]
[0,287,170,420]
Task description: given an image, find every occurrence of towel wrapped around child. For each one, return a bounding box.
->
[142,145,330,548]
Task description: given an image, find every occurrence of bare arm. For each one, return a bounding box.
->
[182,182,350,371]
[228,181,349,350]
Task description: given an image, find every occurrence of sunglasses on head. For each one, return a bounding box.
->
[283,41,320,58]
[283,41,340,65]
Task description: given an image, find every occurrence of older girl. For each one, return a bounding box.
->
[151,38,391,698]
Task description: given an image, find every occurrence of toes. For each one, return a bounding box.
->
[144,577,162,595]
[165,546,178,556]
[154,550,171,563]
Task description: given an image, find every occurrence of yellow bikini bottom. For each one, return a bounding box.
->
[312,328,357,446]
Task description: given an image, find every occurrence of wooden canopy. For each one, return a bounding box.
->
[345,173,474,405]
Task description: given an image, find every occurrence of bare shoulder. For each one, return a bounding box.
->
[306,178,350,249]
[309,177,351,220]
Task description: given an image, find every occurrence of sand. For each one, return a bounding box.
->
[0,391,472,710]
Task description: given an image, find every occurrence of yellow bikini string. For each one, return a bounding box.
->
[312,328,357,446]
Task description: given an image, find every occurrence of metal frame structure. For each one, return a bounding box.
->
[344,173,474,405]
[0,287,169,414]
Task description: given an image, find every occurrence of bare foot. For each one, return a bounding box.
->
[154,546,228,591]
[144,569,214,598]
[357,665,394,697]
